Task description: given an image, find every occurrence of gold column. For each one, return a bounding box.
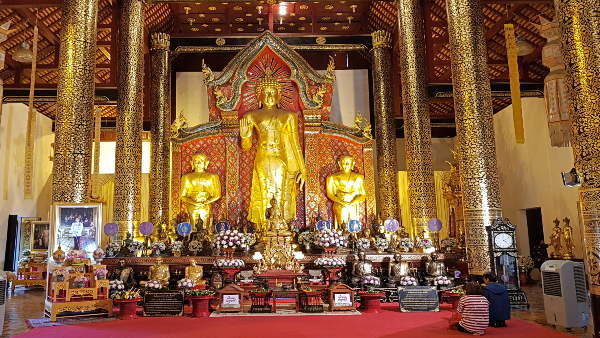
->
[556,0,600,334]
[371,31,400,222]
[52,0,99,203]
[446,0,502,276]
[396,0,437,241]
[149,33,171,236]
[114,0,145,238]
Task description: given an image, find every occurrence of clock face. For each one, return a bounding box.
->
[494,233,514,249]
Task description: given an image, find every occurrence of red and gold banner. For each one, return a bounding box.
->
[504,24,525,144]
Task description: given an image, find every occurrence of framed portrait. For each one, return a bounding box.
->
[50,203,102,255]
[31,221,50,252]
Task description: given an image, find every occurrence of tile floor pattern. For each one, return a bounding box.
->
[0,283,594,337]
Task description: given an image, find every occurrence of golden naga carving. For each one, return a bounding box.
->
[353,110,364,130]
[363,122,372,140]
[214,85,229,107]
[185,259,206,285]
[180,153,222,234]
[202,59,215,85]
[171,110,188,138]
[145,257,170,288]
[325,55,336,81]
[562,217,575,259]
[312,83,327,108]
[240,68,306,232]
[326,155,366,230]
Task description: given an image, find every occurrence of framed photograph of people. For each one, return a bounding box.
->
[50,203,102,255]
[31,221,50,252]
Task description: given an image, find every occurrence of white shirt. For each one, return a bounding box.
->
[71,222,83,236]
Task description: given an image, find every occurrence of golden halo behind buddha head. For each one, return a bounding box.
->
[255,68,282,100]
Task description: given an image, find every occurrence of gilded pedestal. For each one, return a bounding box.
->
[114,0,145,237]
[446,0,502,276]
[556,0,600,334]
[52,0,99,202]
[396,0,437,240]
[371,31,400,222]
[149,33,171,235]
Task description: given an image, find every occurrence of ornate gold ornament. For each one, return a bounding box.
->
[312,83,327,107]
[325,55,336,80]
[202,59,215,85]
[316,36,326,45]
[353,110,364,130]
[171,111,189,139]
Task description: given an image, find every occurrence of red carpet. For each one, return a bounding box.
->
[16,304,574,338]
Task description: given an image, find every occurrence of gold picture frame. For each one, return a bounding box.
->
[30,221,50,252]
[50,203,102,255]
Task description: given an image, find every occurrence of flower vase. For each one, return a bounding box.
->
[323,247,337,258]
[173,251,181,257]
[223,248,236,259]
[77,282,86,288]
[56,275,65,282]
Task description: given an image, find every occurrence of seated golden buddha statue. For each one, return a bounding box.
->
[240,68,306,232]
[180,153,222,234]
[185,259,206,285]
[360,227,377,249]
[326,155,366,230]
[265,196,291,235]
[142,257,170,288]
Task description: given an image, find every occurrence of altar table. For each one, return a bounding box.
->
[272,290,299,313]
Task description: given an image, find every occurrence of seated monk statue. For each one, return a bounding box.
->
[113,259,136,289]
[185,259,206,285]
[119,232,134,257]
[425,253,446,277]
[142,257,170,288]
[388,254,409,285]
[352,251,374,287]
[326,155,366,231]
[180,153,222,234]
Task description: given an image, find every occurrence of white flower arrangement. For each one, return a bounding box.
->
[357,238,371,250]
[416,238,433,249]
[127,241,144,252]
[400,276,418,286]
[213,230,246,249]
[67,249,87,259]
[177,278,195,290]
[188,240,202,251]
[243,233,257,246]
[399,237,414,248]
[363,276,380,286]
[109,280,125,291]
[105,243,121,256]
[146,280,162,290]
[171,241,183,252]
[151,241,166,252]
[441,237,457,248]
[434,276,451,286]
[299,232,316,245]
[214,258,245,268]
[375,238,389,250]
[314,257,346,267]
[316,230,348,248]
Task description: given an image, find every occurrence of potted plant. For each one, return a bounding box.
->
[243,233,257,254]
[95,267,108,280]
[188,240,202,256]
[399,237,414,252]
[105,242,121,258]
[54,268,69,282]
[434,276,451,288]
[359,276,384,313]
[171,241,183,257]
[400,276,418,286]
[109,279,125,292]
[518,255,534,285]
[177,278,196,291]
[151,241,166,256]
[146,280,162,290]
[415,238,433,253]
[186,289,216,317]
[362,276,381,292]
[357,238,371,251]
[127,241,144,257]
[74,275,88,288]
[212,230,246,258]
[317,230,348,257]
[110,289,142,320]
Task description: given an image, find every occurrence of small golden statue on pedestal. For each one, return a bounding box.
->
[326,155,366,230]
[180,153,222,234]
[265,196,291,235]
[185,259,206,285]
[549,218,563,259]
[562,217,575,259]
[142,257,170,288]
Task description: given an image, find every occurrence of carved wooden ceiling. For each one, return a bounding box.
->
[0,0,553,136]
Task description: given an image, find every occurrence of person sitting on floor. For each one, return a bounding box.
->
[457,281,489,336]
[483,271,511,327]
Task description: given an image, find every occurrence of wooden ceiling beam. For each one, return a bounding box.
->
[0,0,60,9]
[485,4,525,40]
[15,8,60,45]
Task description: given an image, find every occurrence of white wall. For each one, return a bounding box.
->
[0,104,54,268]
[493,98,582,258]
[95,141,150,174]
[175,69,370,128]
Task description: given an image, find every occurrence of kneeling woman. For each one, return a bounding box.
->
[457,282,490,335]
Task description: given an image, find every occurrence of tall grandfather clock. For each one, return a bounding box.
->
[489,217,529,308]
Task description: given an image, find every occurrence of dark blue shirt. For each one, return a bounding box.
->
[483,282,511,321]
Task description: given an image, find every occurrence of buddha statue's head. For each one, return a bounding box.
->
[191,153,209,172]
[338,155,356,173]
[190,259,197,266]
[156,257,163,265]
[256,68,282,108]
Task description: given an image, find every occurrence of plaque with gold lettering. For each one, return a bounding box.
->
[397,286,439,312]
[143,290,185,316]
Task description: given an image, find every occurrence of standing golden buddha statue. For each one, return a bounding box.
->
[326,155,366,230]
[240,68,306,232]
[180,153,222,234]
[549,218,563,259]
[562,217,575,259]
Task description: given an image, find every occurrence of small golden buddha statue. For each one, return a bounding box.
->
[146,257,170,288]
[266,197,291,235]
[185,259,206,285]
[326,155,366,230]
[388,254,409,284]
[241,68,306,232]
[549,218,563,259]
[180,153,222,234]
[360,227,377,248]
[562,217,575,259]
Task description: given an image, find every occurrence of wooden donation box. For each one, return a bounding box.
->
[143,290,185,317]
[218,284,244,313]
[329,284,355,312]
[397,286,440,312]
